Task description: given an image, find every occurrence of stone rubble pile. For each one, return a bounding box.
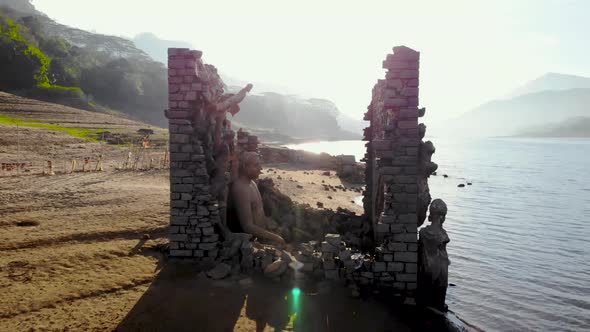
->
[203,233,375,292]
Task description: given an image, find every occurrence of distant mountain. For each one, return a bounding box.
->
[337,112,365,134]
[131,32,361,142]
[508,73,590,98]
[132,32,192,64]
[517,117,590,137]
[232,93,360,142]
[450,72,590,137]
[453,88,590,137]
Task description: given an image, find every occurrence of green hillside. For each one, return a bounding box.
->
[0,0,360,142]
[0,4,168,126]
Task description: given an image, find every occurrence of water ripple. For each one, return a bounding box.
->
[292,138,590,331]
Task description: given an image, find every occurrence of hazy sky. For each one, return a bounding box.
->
[32,0,590,125]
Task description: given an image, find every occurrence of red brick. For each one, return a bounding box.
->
[185,91,197,101]
[398,120,417,129]
[401,87,419,97]
[168,59,185,69]
[169,94,184,101]
[384,98,408,108]
[400,70,418,79]
[386,79,403,89]
[169,84,180,93]
[169,77,183,84]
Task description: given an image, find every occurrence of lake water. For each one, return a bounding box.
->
[287,138,590,332]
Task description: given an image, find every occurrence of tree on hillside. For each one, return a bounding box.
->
[0,15,42,89]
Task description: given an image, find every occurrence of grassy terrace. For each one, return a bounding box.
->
[0,114,102,141]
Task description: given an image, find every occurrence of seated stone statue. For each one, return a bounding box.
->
[228,151,286,246]
[418,198,450,312]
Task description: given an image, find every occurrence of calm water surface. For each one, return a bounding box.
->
[288,138,590,332]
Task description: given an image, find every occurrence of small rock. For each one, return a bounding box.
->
[443,174,448,178]
[15,220,40,227]
[238,277,254,289]
[457,184,465,188]
[322,171,331,176]
[288,260,304,271]
[264,259,288,277]
[404,297,416,306]
[317,202,324,208]
[325,234,341,247]
[449,283,456,287]
[296,185,303,189]
[211,279,235,288]
[321,241,338,253]
[277,176,282,180]
[339,250,352,262]
[467,182,472,186]
[142,234,151,240]
[207,263,232,280]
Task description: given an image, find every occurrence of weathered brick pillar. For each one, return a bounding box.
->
[166,48,222,261]
[236,129,259,154]
[364,46,435,300]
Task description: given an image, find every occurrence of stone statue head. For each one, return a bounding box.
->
[238,151,262,180]
[428,198,447,224]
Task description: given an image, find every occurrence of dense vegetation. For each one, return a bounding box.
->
[0,5,168,125]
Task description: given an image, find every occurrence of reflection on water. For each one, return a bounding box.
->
[288,138,590,332]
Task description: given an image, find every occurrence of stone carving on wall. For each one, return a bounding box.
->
[418,198,450,311]
[417,139,438,226]
[200,72,253,238]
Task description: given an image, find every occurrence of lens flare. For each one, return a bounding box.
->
[287,287,302,330]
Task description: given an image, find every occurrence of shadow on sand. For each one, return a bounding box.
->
[115,259,413,332]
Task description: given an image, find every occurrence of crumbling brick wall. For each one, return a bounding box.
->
[166,48,229,261]
[363,46,437,299]
[165,46,437,301]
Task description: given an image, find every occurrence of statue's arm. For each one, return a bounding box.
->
[232,184,285,244]
[215,84,253,112]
